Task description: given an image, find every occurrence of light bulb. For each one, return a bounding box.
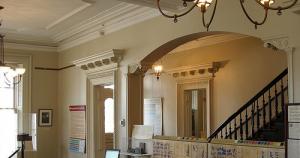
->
[153,65,163,73]
[194,0,213,8]
[260,0,274,6]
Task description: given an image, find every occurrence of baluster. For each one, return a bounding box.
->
[225,126,228,138]
[251,103,255,137]
[256,100,260,130]
[275,83,279,117]
[268,89,272,128]
[240,113,243,140]
[221,130,223,139]
[245,108,249,138]
[263,94,266,127]
[281,79,285,114]
[286,77,289,99]
[229,123,232,139]
[234,118,237,139]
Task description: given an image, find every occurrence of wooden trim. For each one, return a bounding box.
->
[127,73,144,138]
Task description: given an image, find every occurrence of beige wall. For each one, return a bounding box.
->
[6,48,58,158]
[56,2,300,158]
[144,37,287,135]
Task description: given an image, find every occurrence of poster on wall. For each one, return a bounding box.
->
[69,105,86,153]
[144,98,163,135]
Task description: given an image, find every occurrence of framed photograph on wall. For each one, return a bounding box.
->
[38,109,52,127]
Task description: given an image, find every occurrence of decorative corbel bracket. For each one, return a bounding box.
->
[165,62,222,83]
[263,35,295,102]
[263,36,294,52]
[73,49,123,78]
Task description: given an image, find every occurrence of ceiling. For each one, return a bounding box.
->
[1,0,298,51]
[0,0,160,50]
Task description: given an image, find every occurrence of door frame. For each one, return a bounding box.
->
[176,79,212,137]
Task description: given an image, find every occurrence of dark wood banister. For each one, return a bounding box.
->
[226,86,287,139]
[208,68,288,141]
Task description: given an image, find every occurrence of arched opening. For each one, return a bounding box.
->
[128,31,288,142]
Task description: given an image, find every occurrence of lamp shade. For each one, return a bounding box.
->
[0,65,11,73]
[16,67,26,75]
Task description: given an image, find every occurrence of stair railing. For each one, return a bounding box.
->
[208,68,288,142]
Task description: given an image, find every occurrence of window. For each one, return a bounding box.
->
[0,74,18,158]
[104,98,114,133]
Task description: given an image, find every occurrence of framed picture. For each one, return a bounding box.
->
[38,109,52,127]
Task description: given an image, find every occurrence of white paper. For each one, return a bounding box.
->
[288,106,300,122]
[174,141,190,158]
[288,139,300,158]
[153,140,175,158]
[209,144,241,158]
[144,98,163,135]
[191,143,207,158]
[258,148,284,158]
[132,125,153,139]
[289,123,300,139]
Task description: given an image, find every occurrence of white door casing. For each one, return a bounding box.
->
[73,49,123,158]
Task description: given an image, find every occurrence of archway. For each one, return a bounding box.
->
[127,31,290,140]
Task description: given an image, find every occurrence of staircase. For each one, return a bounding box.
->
[208,68,288,142]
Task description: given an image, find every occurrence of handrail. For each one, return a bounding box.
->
[226,86,287,139]
[208,68,288,141]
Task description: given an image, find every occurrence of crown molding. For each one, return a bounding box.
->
[4,42,57,53]
[118,0,183,11]
[56,4,159,52]
[46,3,91,30]
[73,49,123,77]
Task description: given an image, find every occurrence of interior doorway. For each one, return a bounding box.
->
[95,84,115,157]
[177,81,210,138]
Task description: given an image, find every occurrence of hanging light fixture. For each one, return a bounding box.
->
[156,0,297,30]
[0,6,26,86]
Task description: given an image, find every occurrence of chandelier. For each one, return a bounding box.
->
[0,6,26,86]
[156,0,298,30]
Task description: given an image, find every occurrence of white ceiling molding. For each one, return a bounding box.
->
[118,0,183,11]
[57,32,101,52]
[57,4,159,52]
[165,62,222,82]
[52,3,134,42]
[4,42,57,53]
[73,49,123,76]
[46,3,92,30]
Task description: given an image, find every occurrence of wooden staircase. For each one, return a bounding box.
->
[208,68,288,142]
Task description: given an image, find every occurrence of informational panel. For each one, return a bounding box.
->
[287,103,300,158]
[153,140,175,158]
[144,98,163,135]
[288,105,300,122]
[69,105,86,153]
[152,139,284,158]
[208,144,241,158]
